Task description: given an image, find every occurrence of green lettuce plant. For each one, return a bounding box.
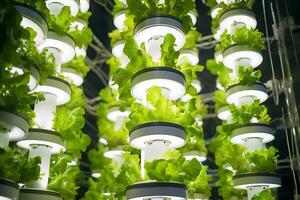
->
[214,90,227,111]
[0,147,41,183]
[53,85,91,159]
[126,0,195,32]
[252,189,276,200]
[62,56,90,77]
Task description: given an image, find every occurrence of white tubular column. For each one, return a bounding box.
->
[243,137,266,152]
[231,22,246,34]
[246,186,266,200]
[47,2,64,16]
[233,57,251,76]
[146,36,164,62]
[114,116,125,131]
[27,145,52,189]
[46,47,62,74]
[34,93,57,130]
[144,141,170,162]
[0,132,9,149]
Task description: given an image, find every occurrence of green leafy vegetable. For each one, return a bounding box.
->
[252,189,276,200]
[63,56,90,77]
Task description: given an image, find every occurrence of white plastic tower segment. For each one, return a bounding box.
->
[47,47,62,74]
[46,0,79,16]
[20,17,45,46]
[80,0,90,13]
[27,145,52,189]
[10,66,38,91]
[146,35,164,62]
[114,10,127,30]
[112,41,130,68]
[34,93,57,130]
[0,133,9,149]
[243,137,266,152]
[144,141,170,162]
[246,186,267,200]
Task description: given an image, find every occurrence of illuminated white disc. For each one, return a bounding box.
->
[211,5,222,19]
[11,66,40,91]
[0,178,19,200]
[104,147,125,159]
[188,9,198,25]
[231,124,274,144]
[220,9,257,34]
[233,173,281,190]
[17,129,65,154]
[226,83,268,106]
[80,0,90,13]
[61,67,84,86]
[112,41,126,58]
[38,31,75,64]
[99,137,108,145]
[217,106,231,121]
[107,107,130,122]
[91,172,101,178]
[126,182,187,200]
[214,51,223,64]
[15,4,48,45]
[129,122,186,149]
[223,45,263,69]
[134,16,186,51]
[34,77,71,105]
[181,79,201,102]
[131,67,186,101]
[178,49,199,65]
[75,46,87,57]
[19,188,62,200]
[114,10,127,30]
[70,19,87,31]
[46,0,79,16]
[184,151,206,162]
[0,110,29,141]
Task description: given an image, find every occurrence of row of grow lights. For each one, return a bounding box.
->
[84,0,282,200]
[0,0,92,200]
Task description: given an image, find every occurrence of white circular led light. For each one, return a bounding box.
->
[17,129,65,154]
[134,16,186,51]
[19,188,62,200]
[231,124,274,144]
[188,9,198,26]
[178,49,199,65]
[107,107,130,122]
[15,4,48,45]
[46,0,79,16]
[214,51,223,64]
[70,19,87,31]
[184,151,206,162]
[0,110,29,141]
[0,178,19,200]
[38,31,75,64]
[131,67,186,101]
[217,106,231,121]
[226,83,268,106]
[80,0,90,13]
[220,9,257,34]
[223,45,263,70]
[34,77,71,105]
[129,122,186,149]
[61,67,84,86]
[126,182,187,200]
[113,10,127,30]
[233,173,281,190]
[211,5,222,19]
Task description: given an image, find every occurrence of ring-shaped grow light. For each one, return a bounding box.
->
[134,16,186,51]
[61,67,83,86]
[15,4,48,46]
[126,182,187,200]
[220,9,257,34]
[34,77,71,105]
[107,107,130,122]
[131,67,186,101]
[226,83,268,106]
[217,106,232,121]
[233,173,281,189]
[188,9,198,26]
[178,49,199,65]
[17,129,65,154]
[11,66,40,91]
[38,31,75,64]
[231,124,275,144]
[129,122,186,149]
[184,151,206,162]
[113,10,127,30]
[0,110,29,141]
[19,188,62,200]
[0,178,19,200]
[223,45,263,70]
[46,0,79,16]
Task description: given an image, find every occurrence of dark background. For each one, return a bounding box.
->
[79,0,300,199]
